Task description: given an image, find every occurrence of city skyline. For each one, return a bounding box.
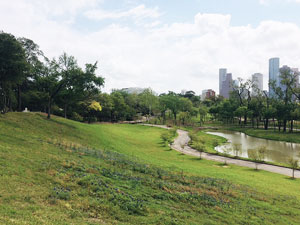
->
[216,57,300,98]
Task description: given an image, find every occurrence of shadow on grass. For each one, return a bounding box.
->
[284,176,296,181]
[36,113,77,129]
[216,162,229,167]
[244,168,261,172]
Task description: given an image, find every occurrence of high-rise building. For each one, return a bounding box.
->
[219,68,227,95]
[269,58,280,97]
[201,89,216,101]
[233,79,239,87]
[220,73,233,99]
[252,73,263,96]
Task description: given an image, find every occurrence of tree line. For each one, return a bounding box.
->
[0,31,104,121]
[1,31,212,124]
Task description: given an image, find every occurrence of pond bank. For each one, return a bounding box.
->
[143,124,300,178]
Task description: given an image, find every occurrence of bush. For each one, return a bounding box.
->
[71,112,83,122]
[161,132,171,143]
[212,140,219,147]
[194,142,206,159]
[169,128,177,137]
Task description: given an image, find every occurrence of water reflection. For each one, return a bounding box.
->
[207,131,300,164]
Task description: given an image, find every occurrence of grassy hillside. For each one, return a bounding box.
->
[1,113,300,224]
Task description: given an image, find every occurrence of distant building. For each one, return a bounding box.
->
[291,68,300,88]
[219,68,227,95]
[120,87,148,95]
[220,73,233,99]
[201,89,216,101]
[279,66,300,98]
[269,58,280,97]
[233,79,239,87]
[252,73,263,96]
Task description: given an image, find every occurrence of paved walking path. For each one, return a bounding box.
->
[143,124,300,178]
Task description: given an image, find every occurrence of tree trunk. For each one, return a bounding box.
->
[64,103,67,119]
[1,93,5,113]
[173,112,177,125]
[8,97,12,112]
[162,112,166,124]
[265,118,269,130]
[17,85,22,112]
[290,120,294,133]
[47,98,51,119]
[283,119,287,132]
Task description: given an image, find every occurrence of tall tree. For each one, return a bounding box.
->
[0,32,28,113]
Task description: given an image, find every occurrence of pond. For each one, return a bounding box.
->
[206,130,300,164]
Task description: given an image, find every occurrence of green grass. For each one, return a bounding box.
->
[1,113,300,224]
[188,130,227,154]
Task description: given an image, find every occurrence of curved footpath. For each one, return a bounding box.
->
[143,124,300,178]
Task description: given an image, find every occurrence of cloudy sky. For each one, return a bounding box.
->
[2,0,300,94]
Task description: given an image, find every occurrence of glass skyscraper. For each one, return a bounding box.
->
[219,68,227,95]
[269,58,280,97]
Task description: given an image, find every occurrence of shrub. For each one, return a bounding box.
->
[194,142,206,159]
[71,112,83,122]
[161,132,170,144]
[232,144,242,158]
[212,140,219,147]
[288,157,299,179]
[248,149,260,170]
[258,146,267,162]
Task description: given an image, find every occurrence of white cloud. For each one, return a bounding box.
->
[260,0,300,5]
[84,4,161,21]
[2,2,300,95]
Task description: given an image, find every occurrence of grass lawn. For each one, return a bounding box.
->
[1,112,300,224]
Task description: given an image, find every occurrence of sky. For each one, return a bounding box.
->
[2,0,300,94]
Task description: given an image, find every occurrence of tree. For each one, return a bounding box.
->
[179,97,193,113]
[34,53,104,119]
[222,146,231,165]
[163,92,181,124]
[0,32,28,113]
[17,37,44,111]
[57,62,104,118]
[110,91,128,121]
[158,95,169,123]
[288,157,298,179]
[34,53,80,119]
[269,66,296,132]
[234,106,247,126]
[96,93,114,121]
[248,149,263,170]
[258,146,266,162]
[231,78,254,125]
[199,106,208,126]
[178,111,191,125]
[194,142,206,159]
[139,89,158,120]
[232,144,242,158]
[87,100,102,123]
